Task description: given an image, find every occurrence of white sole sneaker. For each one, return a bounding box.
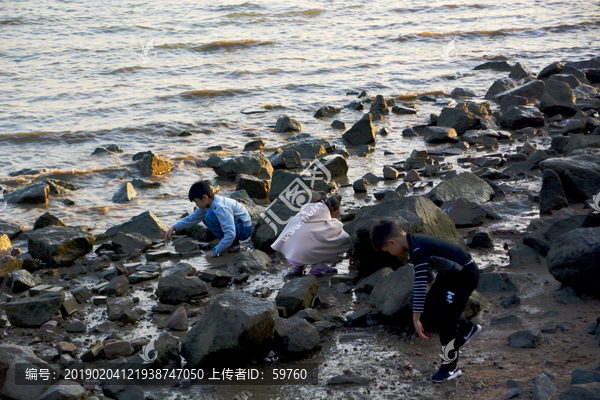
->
[433,368,462,383]
[461,324,482,348]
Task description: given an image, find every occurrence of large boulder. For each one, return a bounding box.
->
[425,172,494,206]
[436,107,480,134]
[274,317,321,359]
[268,169,337,202]
[135,153,173,176]
[268,149,303,169]
[229,250,271,275]
[213,152,273,181]
[318,155,349,177]
[5,183,49,204]
[547,227,600,298]
[521,214,588,257]
[562,135,600,157]
[282,138,328,159]
[274,116,303,133]
[33,212,65,231]
[342,113,376,146]
[369,264,414,319]
[156,275,209,305]
[0,220,24,240]
[10,270,41,293]
[540,154,600,201]
[275,275,319,317]
[494,79,545,103]
[105,211,169,239]
[112,232,153,254]
[500,106,545,129]
[28,226,95,266]
[5,292,64,327]
[539,80,577,117]
[539,169,568,214]
[447,198,486,227]
[38,380,87,400]
[0,344,57,400]
[181,292,276,368]
[421,126,459,143]
[475,61,515,72]
[235,174,270,199]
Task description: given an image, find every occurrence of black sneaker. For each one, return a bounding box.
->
[432,364,462,383]
[459,323,482,349]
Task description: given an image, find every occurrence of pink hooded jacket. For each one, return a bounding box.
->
[271,202,353,265]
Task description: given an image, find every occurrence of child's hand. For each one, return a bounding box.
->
[165,226,175,243]
[205,251,217,259]
[414,320,429,339]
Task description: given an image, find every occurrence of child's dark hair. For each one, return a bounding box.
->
[188,180,214,202]
[370,219,405,250]
[318,195,340,214]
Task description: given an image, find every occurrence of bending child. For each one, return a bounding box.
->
[272,196,352,276]
[370,220,481,383]
[165,181,252,258]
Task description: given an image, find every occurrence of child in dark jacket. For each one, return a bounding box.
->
[370,219,481,383]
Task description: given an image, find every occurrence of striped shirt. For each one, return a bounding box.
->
[406,233,473,313]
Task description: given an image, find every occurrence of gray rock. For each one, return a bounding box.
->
[229,250,271,275]
[549,73,582,89]
[65,320,87,333]
[548,227,600,298]
[128,271,157,284]
[0,344,57,399]
[5,292,64,327]
[474,60,515,72]
[478,273,532,293]
[243,139,265,151]
[5,182,49,204]
[157,275,209,305]
[235,174,270,199]
[500,294,521,308]
[313,321,336,342]
[252,201,315,251]
[503,150,549,175]
[346,307,372,326]
[501,94,528,113]
[494,79,545,103]
[327,375,371,386]
[369,265,413,318]
[33,212,65,231]
[274,317,321,359]
[532,372,557,400]
[107,298,138,323]
[294,308,325,323]
[11,269,41,293]
[501,106,545,129]
[562,136,600,157]
[330,120,346,130]
[391,106,417,115]
[539,80,577,117]
[314,106,342,118]
[72,287,92,303]
[105,211,169,240]
[383,166,399,180]
[268,169,336,202]
[28,226,95,266]
[0,219,24,240]
[451,87,477,98]
[353,178,368,193]
[436,107,480,134]
[509,62,533,80]
[508,329,544,348]
[538,61,563,79]
[558,382,600,400]
[99,275,129,297]
[136,153,173,176]
[112,182,137,203]
[448,198,486,227]
[112,232,152,255]
[153,331,181,368]
[422,126,459,143]
[426,172,494,206]
[464,290,490,319]
[571,369,600,385]
[469,232,494,248]
[38,379,87,400]
[172,238,199,253]
[268,149,303,169]
[343,113,376,146]
[213,152,273,181]
[166,307,188,331]
[485,78,518,100]
[355,267,393,300]
[539,169,568,215]
[282,138,330,159]
[181,292,276,368]
[130,179,161,189]
[274,116,303,133]
[503,387,525,399]
[276,275,318,317]
[319,155,349,177]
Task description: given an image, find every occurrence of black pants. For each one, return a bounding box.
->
[420,261,480,365]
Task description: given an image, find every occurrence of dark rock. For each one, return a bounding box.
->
[101,383,144,400]
[313,321,336,342]
[469,232,494,248]
[346,307,372,327]
[10,269,41,293]
[571,370,600,385]
[346,100,364,110]
[539,80,577,117]
[331,120,346,130]
[0,344,57,399]
[391,106,417,115]
[540,154,600,201]
[353,178,368,193]
[5,292,64,327]
[478,273,531,293]
[65,320,87,333]
[405,169,421,183]
[166,307,188,331]
[5,182,49,204]
[369,95,389,118]
[549,73,582,89]
[229,250,271,275]
[500,294,521,308]
[383,166,399,180]
[464,290,489,319]
[357,144,374,157]
[451,87,477,98]
[172,238,199,253]
[485,78,518,100]
[369,265,413,319]
[38,380,87,400]
[426,172,494,205]
[72,287,92,303]
[60,296,78,317]
[28,226,95,266]
[491,315,524,327]
[99,275,129,297]
[448,198,486,227]
[421,126,459,143]
[503,150,549,175]
[342,113,376,146]
[243,139,265,151]
[494,79,545,103]
[157,275,209,305]
[112,183,137,203]
[538,61,563,79]
[274,317,321,359]
[509,62,533,80]
[0,220,24,240]
[532,372,557,400]
[508,329,543,348]
[33,212,65,231]
[501,106,545,129]
[213,152,273,181]
[211,270,232,288]
[539,169,568,215]
[112,232,152,255]
[548,227,600,298]
[105,211,169,239]
[274,116,303,133]
[104,340,134,359]
[268,149,303,169]
[181,292,276,368]
[235,174,270,199]
[474,60,514,72]
[314,106,342,118]
[319,155,349,177]
[268,168,336,201]
[501,95,528,113]
[558,382,600,400]
[436,107,480,134]
[136,153,173,176]
[283,137,330,159]
[551,136,570,153]
[553,285,584,305]
[276,275,318,317]
[562,118,587,135]
[327,375,371,386]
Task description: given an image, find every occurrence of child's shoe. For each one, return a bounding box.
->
[432,363,461,383]
[309,263,338,276]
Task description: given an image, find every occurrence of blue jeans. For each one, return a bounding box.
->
[204,209,252,244]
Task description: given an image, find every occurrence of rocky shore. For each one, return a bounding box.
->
[1,55,600,400]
